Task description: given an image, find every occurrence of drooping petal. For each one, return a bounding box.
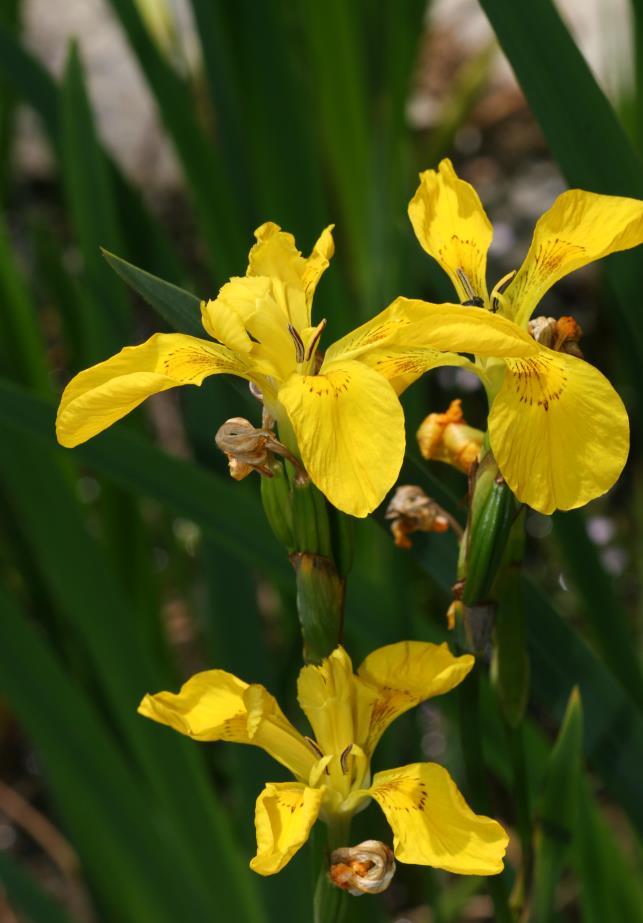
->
[368,763,508,875]
[364,346,476,396]
[278,360,405,517]
[357,642,474,754]
[503,189,643,326]
[250,783,323,875]
[138,670,316,780]
[56,333,252,448]
[248,222,334,312]
[408,159,493,306]
[327,298,537,368]
[488,350,629,513]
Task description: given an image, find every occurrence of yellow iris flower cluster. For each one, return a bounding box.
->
[54,162,643,882]
[139,641,508,877]
[56,160,642,516]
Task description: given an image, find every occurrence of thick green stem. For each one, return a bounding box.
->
[458,667,514,923]
[312,816,351,923]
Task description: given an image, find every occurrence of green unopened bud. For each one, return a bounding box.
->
[462,453,520,606]
[290,552,345,663]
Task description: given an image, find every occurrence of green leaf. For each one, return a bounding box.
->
[101,249,252,410]
[106,0,246,277]
[302,0,372,306]
[573,776,643,923]
[0,377,287,580]
[60,42,130,350]
[0,25,184,284]
[0,851,77,923]
[0,0,19,205]
[102,247,203,336]
[406,522,643,834]
[530,689,583,923]
[0,586,215,923]
[479,0,643,196]
[0,214,51,395]
[0,421,266,922]
[554,509,643,710]
[478,0,643,371]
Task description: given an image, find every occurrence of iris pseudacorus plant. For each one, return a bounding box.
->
[139,642,509,877]
[55,220,591,518]
[406,159,643,513]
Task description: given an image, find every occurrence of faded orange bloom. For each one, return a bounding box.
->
[417,399,483,475]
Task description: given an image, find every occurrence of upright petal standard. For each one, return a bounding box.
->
[405,159,640,512]
[139,642,508,877]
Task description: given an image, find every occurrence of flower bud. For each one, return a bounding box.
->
[329,840,396,896]
[528,315,583,357]
[416,399,482,475]
[385,485,455,549]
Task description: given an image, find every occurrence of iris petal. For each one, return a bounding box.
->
[250,783,323,875]
[369,762,508,874]
[489,349,629,513]
[56,332,252,448]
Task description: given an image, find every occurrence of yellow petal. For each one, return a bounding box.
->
[369,763,508,875]
[201,276,270,351]
[504,189,643,326]
[248,222,334,309]
[327,298,536,369]
[488,350,629,513]
[297,647,375,756]
[201,275,296,380]
[56,333,250,448]
[365,346,476,396]
[278,360,405,517]
[138,670,316,780]
[408,159,493,306]
[357,642,474,754]
[250,783,323,875]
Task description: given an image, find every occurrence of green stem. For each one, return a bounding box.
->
[458,667,514,923]
[312,816,350,923]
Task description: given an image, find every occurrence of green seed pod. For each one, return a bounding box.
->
[260,459,295,551]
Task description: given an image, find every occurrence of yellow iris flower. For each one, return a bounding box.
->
[139,642,508,876]
[405,159,643,513]
[55,221,549,518]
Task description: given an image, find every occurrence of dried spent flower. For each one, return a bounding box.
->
[385,485,459,549]
[215,417,307,483]
[417,399,483,475]
[528,315,584,358]
[329,840,396,895]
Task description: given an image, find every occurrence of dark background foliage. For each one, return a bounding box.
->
[0,1,642,921]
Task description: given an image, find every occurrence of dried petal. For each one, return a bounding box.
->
[329,840,396,895]
[385,485,455,549]
[215,417,307,482]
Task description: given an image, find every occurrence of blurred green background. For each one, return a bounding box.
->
[1,0,642,921]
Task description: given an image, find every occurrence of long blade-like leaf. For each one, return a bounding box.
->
[0,586,215,922]
[478,0,643,372]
